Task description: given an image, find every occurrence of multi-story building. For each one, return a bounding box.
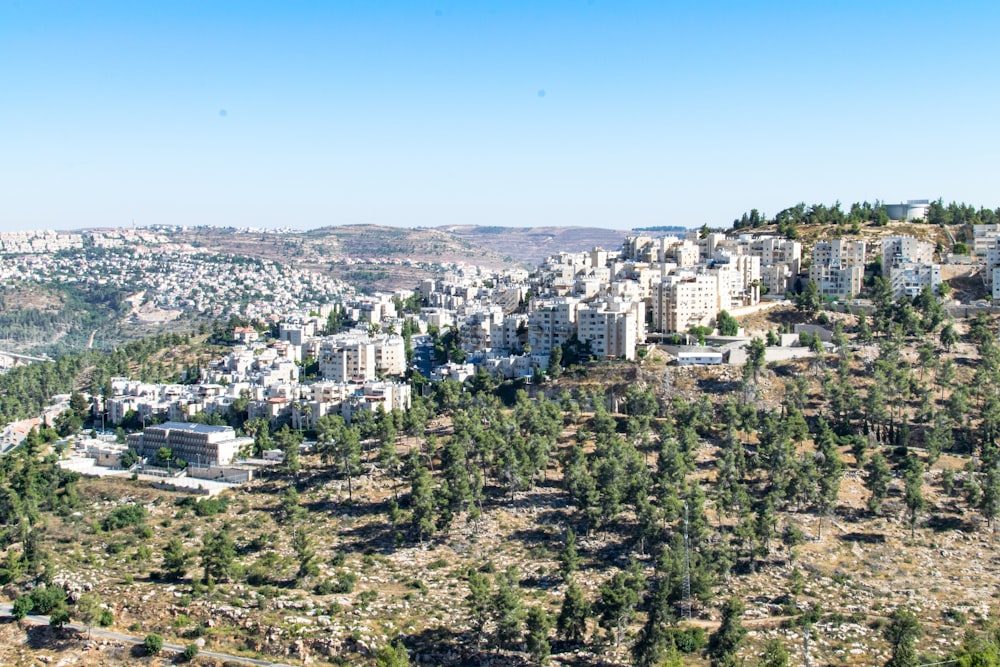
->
[651,273,720,333]
[528,298,579,355]
[811,239,866,269]
[882,235,940,298]
[319,338,377,382]
[809,264,864,300]
[809,239,867,299]
[129,422,250,466]
[575,298,644,360]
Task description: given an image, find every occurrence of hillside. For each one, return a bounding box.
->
[5,301,1000,666]
[441,225,632,266]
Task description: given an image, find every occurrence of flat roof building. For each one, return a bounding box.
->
[130,421,250,466]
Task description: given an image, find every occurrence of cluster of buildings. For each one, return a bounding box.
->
[0,243,348,322]
[974,225,1000,300]
[0,228,170,254]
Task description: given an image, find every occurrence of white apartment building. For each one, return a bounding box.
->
[528,298,579,355]
[882,235,940,298]
[809,239,867,299]
[651,273,721,333]
[812,239,866,268]
[974,224,1000,256]
[576,298,644,360]
[809,264,864,300]
[374,336,407,377]
[882,235,934,267]
[319,339,377,382]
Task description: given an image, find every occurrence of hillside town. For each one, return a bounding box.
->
[4,218,992,474]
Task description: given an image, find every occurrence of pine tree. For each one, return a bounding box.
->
[597,563,644,646]
[884,608,921,667]
[525,606,553,665]
[558,526,581,579]
[557,578,590,644]
[162,537,189,581]
[408,451,435,543]
[865,451,891,514]
[492,566,525,652]
[708,597,746,667]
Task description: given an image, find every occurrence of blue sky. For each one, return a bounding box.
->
[2,1,999,232]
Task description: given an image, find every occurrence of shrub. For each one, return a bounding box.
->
[333,572,358,594]
[102,503,148,531]
[144,633,164,655]
[29,585,66,614]
[668,627,706,653]
[182,644,199,661]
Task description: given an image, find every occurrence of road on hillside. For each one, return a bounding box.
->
[0,603,297,667]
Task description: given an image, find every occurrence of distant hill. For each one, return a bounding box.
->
[439,225,630,266]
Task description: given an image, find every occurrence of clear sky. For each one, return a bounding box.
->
[2,1,999,232]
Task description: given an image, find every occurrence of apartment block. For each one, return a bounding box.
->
[651,273,720,333]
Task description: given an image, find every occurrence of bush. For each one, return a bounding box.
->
[668,626,706,653]
[29,585,67,614]
[102,503,148,531]
[182,643,199,661]
[144,633,164,656]
[332,572,358,594]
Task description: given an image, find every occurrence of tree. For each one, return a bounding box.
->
[709,597,746,667]
[278,486,305,524]
[408,451,435,542]
[717,310,740,336]
[902,458,925,538]
[182,644,200,662]
[795,280,822,315]
[631,576,675,667]
[492,566,526,652]
[467,571,493,643]
[596,565,643,646]
[525,606,553,665]
[292,527,319,583]
[375,640,411,667]
[558,526,581,578]
[76,592,103,638]
[759,639,789,667]
[941,321,960,351]
[274,425,303,473]
[200,527,237,584]
[144,633,164,656]
[884,607,922,667]
[11,596,33,625]
[744,337,767,385]
[49,603,71,629]
[865,451,891,514]
[162,537,190,581]
[557,578,590,644]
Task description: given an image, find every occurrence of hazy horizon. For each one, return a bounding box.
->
[3,1,999,233]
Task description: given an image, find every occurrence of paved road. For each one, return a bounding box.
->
[0,603,297,667]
